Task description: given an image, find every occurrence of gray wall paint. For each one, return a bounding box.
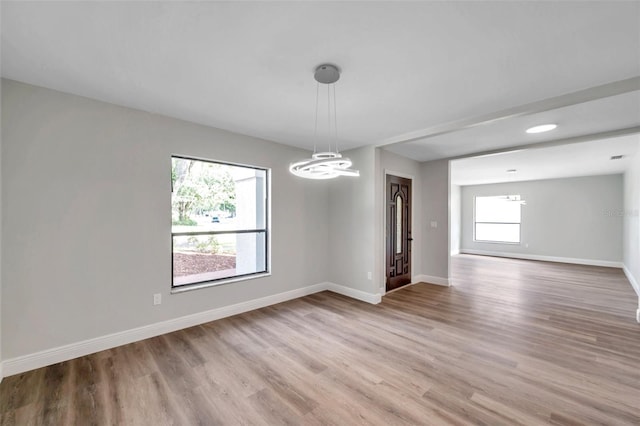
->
[420,159,450,279]
[332,149,446,293]
[450,184,461,255]
[0,77,3,374]
[378,149,423,290]
[623,151,640,294]
[328,146,377,294]
[1,79,329,359]
[461,175,624,262]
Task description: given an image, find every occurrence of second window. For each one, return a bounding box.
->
[474,195,521,244]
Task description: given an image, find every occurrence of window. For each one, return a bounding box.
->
[474,195,521,243]
[171,156,268,289]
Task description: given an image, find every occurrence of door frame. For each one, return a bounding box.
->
[382,169,416,295]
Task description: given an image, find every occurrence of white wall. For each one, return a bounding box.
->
[623,150,640,297]
[328,146,378,295]
[461,175,624,265]
[420,159,450,282]
[450,184,461,255]
[377,149,423,291]
[1,79,329,360]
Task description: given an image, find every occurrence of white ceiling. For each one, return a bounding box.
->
[385,90,640,161]
[450,133,640,186]
[2,1,640,159]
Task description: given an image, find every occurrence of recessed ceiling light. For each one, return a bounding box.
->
[526,124,557,134]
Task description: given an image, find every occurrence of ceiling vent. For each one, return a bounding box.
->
[610,155,624,160]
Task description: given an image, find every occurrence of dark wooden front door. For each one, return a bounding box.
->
[386,175,412,291]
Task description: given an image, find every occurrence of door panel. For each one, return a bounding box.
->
[386,175,412,291]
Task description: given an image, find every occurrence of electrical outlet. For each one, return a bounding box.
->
[153,293,162,306]
[431,221,438,228]
[367,271,372,280]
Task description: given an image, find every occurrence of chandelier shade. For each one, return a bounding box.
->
[289,152,359,180]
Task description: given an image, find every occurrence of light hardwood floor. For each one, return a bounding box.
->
[1,255,639,425]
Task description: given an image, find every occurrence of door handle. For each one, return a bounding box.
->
[407,238,414,242]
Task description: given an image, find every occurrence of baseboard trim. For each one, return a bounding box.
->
[460,249,623,268]
[2,282,330,378]
[1,281,386,378]
[623,265,640,298]
[622,266,640,324]
[414,274,450,287]
[326,282,382,304]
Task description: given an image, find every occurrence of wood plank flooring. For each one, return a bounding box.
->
[1,254,639,425]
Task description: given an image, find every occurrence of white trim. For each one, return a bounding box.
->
[447,161,452,292]
[4,283,324,377]
[460,249,623,268]
[1,281,385,378]
[622,265,640,323]
[623,265,640,297]
[383,170,415,182]
[414,274,450,287]
[171,271,271,293]
[326,282,382,304]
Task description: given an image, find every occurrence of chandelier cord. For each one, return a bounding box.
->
[327,83,331,152]
[333,83,338,154]
[313,82,319,154]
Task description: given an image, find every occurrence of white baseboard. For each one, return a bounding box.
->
[450,249,460,255]
[326,282,382,304]
[623,265,640,298]
[413,274,450,287]
[622,265,640,323]
[460,249,623,268]
[3,283,328,377]
[1,281,385,378]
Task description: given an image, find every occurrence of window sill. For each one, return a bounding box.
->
[171,271,271,294]
[473,240,521,245]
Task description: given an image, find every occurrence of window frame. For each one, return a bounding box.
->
[473,195,522,245]
[170,155,270,293]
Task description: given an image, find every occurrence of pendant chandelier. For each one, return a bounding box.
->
[289,64,360,179]
[503,169,526,205]
[504,194,526,205]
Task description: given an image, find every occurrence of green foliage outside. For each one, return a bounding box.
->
[187,236,221,254]
[171,158,236,224]
[172,218,197,226]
